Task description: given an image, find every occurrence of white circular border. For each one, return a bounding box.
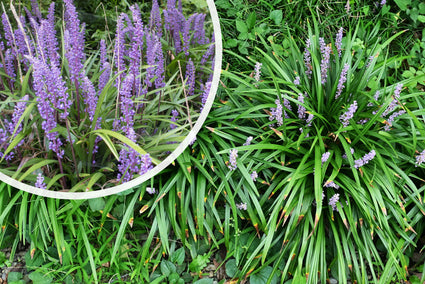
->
[1,0,222,199]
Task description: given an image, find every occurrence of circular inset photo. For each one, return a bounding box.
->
[0,0,222,198]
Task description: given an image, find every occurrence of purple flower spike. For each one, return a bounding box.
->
[185,58,196,96]
[236,203,247,210]
[5,49,16,85]
[150,0,162,37]
[306,113,314,127]
[2,13,13,48]
[340,101,358,128]
[200,43,215,66]
[270,99,283,126]
[140,154,153,175]
[31,0,42,22]
[319,37,331,84]
[201,81,211,110]
[46,4,59,67]
[321,152,330,164]
[81,76,98,122]
[354,150,376,169]
[9,95,29,137]
[114,14,126,87]
[329,193,340,211]
[345,1,350,13]
[183,15,196,56]
[192,14,206,45]
[146,187,156,195]
[254,62,262,83]
[297,93,306,120]
[30,56,64,158]
[324,180,340,189]
[228,149,238,171]
[382,83,403,117]
[63,0,85,82]
[251,171,258,181]
[304,38,312,78]
[363,150,376,163]
[35,173,46,189]
[170,109,179,130]
[384,110,405,131]
[99,40,111,94]
[415,150,425,167]
[336,27,343,57]
[117,127,152,183]
[154,39,165,89]
[294,76,300,86]
[120,74,135,133]
[335,64,349,99]
[129,5,144,96]
[243,136,253,146]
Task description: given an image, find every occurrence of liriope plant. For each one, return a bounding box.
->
[211,19,425,283]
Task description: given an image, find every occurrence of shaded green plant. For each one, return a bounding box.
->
[210,16,425,282]
[393,0,425,28]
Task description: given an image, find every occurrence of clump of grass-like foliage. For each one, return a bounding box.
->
[213,19,425,282]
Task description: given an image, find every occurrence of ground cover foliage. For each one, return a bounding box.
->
[1,0,425,283]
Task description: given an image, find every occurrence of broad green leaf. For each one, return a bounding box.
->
[246,12,256,30]
[7,272,23,283]
[270,10,283,25]
[225,259,238,278]
[226,39,239,48]
[189,254,210,273]
[88,197,105,211]
[160,260,176,277]
[236,20,248,33]
[28,272,53,284]
[249,266,278,284]
[393,0,410,10]
[170,247,185,265]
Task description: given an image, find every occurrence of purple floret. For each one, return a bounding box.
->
[63,0,85,82]
[340,101,357,128]
[170,109,179,130]
[228,149,238,171]
[415,150,425,167]
[297,93,306,120]
[270,99,283,126]
[335,27,343,57]
[251,171,258,181]
[335,64,349,99]
[321,152,330,164]
[35,173,46,189]
[329,193,340,211]
[185,58,196,96]
[354,150,376,169]
[244,136,253,146]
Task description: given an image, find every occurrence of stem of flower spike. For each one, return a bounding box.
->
[65,118,79,179]
[57,155,67,189]
[177,60,193,129]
